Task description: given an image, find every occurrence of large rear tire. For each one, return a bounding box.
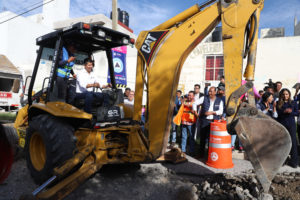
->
[25,114,76,184]
[0,124,14,183]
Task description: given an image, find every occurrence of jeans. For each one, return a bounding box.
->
[231,135,237,147]
[76,92,109,113]
[181,124,195,153]
[231,134,242,148]
[169,121,177,143]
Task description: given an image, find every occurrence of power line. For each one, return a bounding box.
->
[0,1,43,20]
[0,0,54,25]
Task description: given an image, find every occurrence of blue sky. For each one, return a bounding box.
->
[1,0,300,36]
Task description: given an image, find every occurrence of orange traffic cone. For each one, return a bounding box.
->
[206,120,234,169]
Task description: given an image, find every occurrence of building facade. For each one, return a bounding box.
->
[178,35,300,94]
[1,0,300,97]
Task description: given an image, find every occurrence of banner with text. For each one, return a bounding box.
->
[107,46,127,88]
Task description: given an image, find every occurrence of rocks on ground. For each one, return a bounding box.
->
[1,159,300,200]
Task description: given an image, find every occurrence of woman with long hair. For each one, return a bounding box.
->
[277,88,299,168]
[256,92,278,118]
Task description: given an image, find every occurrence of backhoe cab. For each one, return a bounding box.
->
[27,22,134,125]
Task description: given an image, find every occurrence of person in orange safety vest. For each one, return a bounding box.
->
[177,91,197,155]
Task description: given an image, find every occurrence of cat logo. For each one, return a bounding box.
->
[139,31,169,66]
[141,34,157,54]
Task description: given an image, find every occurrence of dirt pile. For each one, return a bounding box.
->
[1,159,300,200]
[194,170,300,200]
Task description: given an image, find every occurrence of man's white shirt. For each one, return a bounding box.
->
[76,70,102,93]
[194,93,201,101]
[193,96,224,120]
[193,96,204,111]
[124,99,134,105]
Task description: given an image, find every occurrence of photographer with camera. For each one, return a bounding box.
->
[263,79,278,95]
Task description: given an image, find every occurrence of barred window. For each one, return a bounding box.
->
[205,55,224,81]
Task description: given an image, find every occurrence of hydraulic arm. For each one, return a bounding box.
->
[134,0,291,193]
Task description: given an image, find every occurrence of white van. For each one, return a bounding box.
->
[0,55,23,112]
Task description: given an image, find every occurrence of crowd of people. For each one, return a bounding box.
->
[169,77,300,169]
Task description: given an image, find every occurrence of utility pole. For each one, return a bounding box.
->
[112,0,118,30]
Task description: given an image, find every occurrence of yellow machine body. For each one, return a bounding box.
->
[9,0,292,199]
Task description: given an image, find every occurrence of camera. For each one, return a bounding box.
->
[263,79,276,92]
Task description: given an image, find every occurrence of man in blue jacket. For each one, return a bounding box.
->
[57,43,77,100]
[198,87,224,158]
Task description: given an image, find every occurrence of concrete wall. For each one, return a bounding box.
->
[0,11,53,77]
[255,36,300,91]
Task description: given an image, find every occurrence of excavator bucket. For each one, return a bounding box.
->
[233,103,292,193]
[0,123,19,183]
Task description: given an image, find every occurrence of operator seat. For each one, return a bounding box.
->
[67,78,124,118]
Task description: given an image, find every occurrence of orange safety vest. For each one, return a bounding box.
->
[181,103,196,124]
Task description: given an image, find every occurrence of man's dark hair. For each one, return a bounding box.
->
[125,88,131,91]
[189,90,195,95]
[220,75,225,79]
[194,84,200,89]
[176,90,182,94]
[276,81,282,85]
[84,58,94,66]
[264,86,276,93]
[65,40,76,47]
[261,92,273,103]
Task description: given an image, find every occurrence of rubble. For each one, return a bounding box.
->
[1,159,300,200]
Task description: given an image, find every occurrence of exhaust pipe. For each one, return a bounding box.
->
[0,123,18,183]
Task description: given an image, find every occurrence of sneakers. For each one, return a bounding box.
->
[239,147,244,152]
[231,146,235,151]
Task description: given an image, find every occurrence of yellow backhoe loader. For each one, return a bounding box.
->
[0,0,292,199]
